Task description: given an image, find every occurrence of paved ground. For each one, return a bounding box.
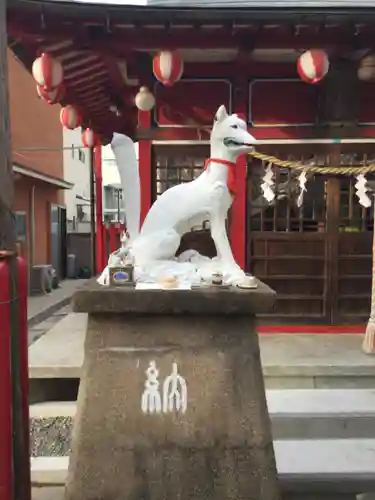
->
[28,305,71,346]
[28,279,87,328]
[28,311,375,384]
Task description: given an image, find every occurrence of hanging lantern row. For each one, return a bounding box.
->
[32,52,64,91]
[133,50,183,111]
[32,53,101,146]
[297,49,330,84]
[33,51,183,118]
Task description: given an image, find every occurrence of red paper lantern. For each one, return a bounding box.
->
[60,105,82,130]
[153,50,183,86]
[36,84,65,105]
[135,87,155,111]
[297,50,330,84]
[82,128,100,148]
[32,52,64,90]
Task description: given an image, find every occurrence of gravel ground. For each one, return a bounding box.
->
[30,417,73,457]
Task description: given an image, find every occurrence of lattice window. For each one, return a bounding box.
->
[249,151,375,233]
[155,153,204,196]
[339,177,373,232]
[249,155,327,233]
[153,145,211,232]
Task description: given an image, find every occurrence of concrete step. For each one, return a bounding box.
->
[29,320,375,401]
[267,388,375,439]
[29,389,375,456]
[30,439,375,498]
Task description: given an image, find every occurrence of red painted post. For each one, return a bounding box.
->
[0,254,30,500]
[138,109,152,227]
[17,256,31,500]
[94,146,105,272]
[0,257,14,500]
[109,224,117,253]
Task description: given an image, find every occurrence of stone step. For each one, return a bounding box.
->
[28,318,375,401]
[267,388,375,439]
[29,389,375,457]
[30,439,375,497]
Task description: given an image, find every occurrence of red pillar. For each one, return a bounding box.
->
[0,257,13,500]
[0,254,30,500]
[138,110,152,227]
[229,86,247,269]
[17,256,31,500]
[94,146,105,272]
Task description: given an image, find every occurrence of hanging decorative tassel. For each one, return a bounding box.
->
[261,163,275,203]
[297,170,308,207]
[355,174,372,208]
[363,198,375,354]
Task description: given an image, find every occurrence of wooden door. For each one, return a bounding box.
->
[247,160,329,323]
[333,177,372,323]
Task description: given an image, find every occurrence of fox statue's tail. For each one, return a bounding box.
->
[111,133,140,243]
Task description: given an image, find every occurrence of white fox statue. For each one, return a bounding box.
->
[97,104,257,286]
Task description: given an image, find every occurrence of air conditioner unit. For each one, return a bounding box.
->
[29,265,53,295]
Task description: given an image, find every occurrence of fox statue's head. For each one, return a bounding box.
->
[210,105,256,161]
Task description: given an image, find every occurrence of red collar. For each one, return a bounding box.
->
[204,158,237,195]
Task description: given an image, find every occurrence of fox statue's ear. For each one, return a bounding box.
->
[214,105,228,123]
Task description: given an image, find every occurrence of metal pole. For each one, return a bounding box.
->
[89,147,96,276]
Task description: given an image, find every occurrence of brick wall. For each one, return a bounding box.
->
[8,49,63,181]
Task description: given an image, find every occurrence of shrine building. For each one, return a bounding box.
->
[7,0,375,325]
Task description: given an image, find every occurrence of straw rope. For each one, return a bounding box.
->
[249,151,375,175]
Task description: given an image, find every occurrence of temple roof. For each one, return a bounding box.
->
[7,0,375,142]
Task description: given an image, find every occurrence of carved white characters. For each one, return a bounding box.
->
[141,360,187,414]
[163,362,187,413]
[141,361,162,414]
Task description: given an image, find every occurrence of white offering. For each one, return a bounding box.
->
[237,275,258,289]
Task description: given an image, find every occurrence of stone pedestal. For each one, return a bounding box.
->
[66,280,280,500]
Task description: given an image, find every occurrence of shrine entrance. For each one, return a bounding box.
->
[153,143,373,325]
[247,145,373,325]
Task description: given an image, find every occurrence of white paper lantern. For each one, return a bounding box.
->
[36,84,65,104]
[32,52,64,90]
[358,66,375,81]
[153,51,183,87]
[82,128,100,148]
[358,54,375,81]
[135,87,155,111]
[60,105,82,130]
[297,49,330,84]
